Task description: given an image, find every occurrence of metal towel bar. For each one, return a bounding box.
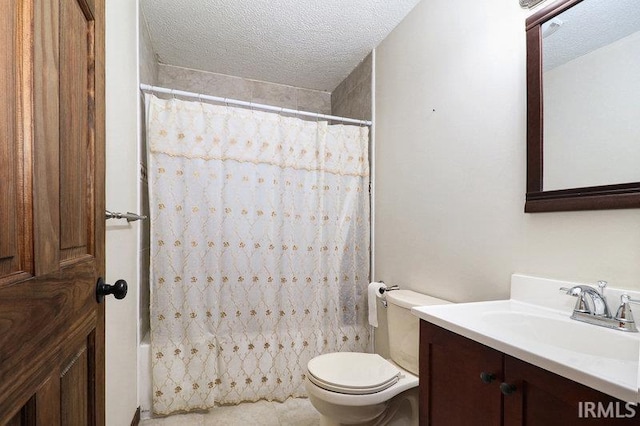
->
[105,210,147,222]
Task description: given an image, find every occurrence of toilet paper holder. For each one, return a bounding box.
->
[379,282,400,307]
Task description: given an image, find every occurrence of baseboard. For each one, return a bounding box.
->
[130,407,141,426]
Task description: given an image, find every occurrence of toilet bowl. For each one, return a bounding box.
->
[305,356,418,425]
[305,290,450,425]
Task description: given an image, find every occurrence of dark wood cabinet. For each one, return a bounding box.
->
[420,321,640,426]
[419,320,503,426]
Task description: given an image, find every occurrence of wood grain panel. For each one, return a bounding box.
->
[35,375,61,425]
[0,0,35,286]
[0,1,22,281]
[93,0,106,421]
[0,260,97,423]
[0,1,17,262]
[4,395,36,426]
[33,0,61,275]
[6,411,22,426]
[61,347,89,425]
[0,0,106,422]
[59,0,93,257]
[20,397,36,426]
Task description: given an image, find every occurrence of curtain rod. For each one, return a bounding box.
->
[140,84,372,126]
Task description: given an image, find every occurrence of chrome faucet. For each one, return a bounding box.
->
[560,281,638,332]
[560,280,611,317]
[614,294,640,332]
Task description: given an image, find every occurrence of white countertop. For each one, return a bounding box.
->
[411,274,640,403]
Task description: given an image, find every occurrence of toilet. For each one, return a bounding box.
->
[305,290,450,425]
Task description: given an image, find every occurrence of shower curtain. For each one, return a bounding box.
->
[146,95,370,415]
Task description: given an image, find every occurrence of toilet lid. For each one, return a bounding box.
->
[307,353,400,395]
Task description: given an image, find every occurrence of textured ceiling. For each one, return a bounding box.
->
[542,0,640,71]
[141,0,421,91]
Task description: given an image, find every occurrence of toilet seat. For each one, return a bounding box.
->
[307,352,400,395]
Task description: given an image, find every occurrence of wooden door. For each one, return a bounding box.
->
[0,0,105,424]
[419,321,504,426]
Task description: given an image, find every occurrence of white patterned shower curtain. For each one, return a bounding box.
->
[146,95,371,415]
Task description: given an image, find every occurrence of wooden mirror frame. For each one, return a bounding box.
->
[525,0,640,212]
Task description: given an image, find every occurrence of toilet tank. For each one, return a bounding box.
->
[385,290,450,375]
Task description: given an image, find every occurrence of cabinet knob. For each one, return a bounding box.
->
[480,372,496,384]
[500,382,517,396]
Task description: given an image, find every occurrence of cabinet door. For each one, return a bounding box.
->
[420,321,504,426]
[503,356,640,426]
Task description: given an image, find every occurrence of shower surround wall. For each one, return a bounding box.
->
[140,11,158,85]
[157,64,332,114]
[138,10,157,418]
[332,53,373,122]
[139,9,157,340]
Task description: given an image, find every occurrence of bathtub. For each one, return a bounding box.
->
[139,331,153,419]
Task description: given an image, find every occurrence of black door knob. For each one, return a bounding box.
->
[480,372,496,384]
[500,382,517,396]
[96,277,128,303]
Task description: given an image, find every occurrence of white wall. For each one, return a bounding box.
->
[544,31,640,190]
[374,0,640,312]
[105,0,140,424]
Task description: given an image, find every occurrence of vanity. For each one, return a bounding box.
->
[410,0,640,421]
[409,0,640,421]
[412,275,640,425]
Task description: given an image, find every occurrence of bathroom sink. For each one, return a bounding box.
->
[411,274,640,403]
[480,310,638,363]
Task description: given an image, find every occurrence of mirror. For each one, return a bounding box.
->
[525,0,640,212]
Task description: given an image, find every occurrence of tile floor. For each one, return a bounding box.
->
[140,397,320,426]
